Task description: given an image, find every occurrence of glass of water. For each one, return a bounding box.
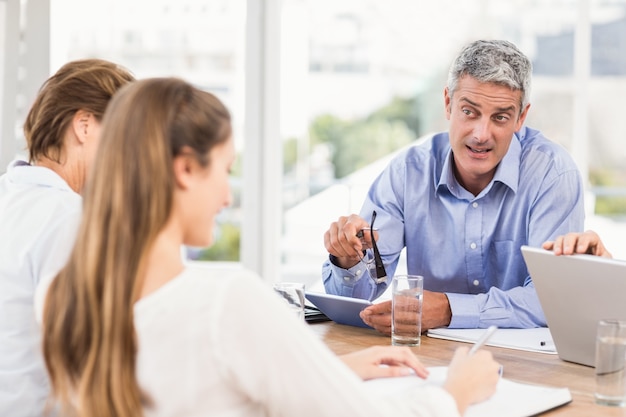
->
[391,275,423,346]
[595,319,626,406]
[273,282,306,322]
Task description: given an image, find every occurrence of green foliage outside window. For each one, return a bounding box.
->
[193,222,241,261]
[308,95,421,178]
[197,94,424,262]
[590,168,626,217]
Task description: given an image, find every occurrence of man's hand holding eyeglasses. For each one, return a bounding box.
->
[324,214,378,269]
[360,290,453,335]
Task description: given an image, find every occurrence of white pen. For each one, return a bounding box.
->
[468,325,498,355]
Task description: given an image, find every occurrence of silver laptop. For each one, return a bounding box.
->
[521,245,626,367]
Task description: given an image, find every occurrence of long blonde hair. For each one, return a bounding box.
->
[42,78,231,417]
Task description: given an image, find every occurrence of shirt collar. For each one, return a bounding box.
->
[436,132,521,197]
[493,133,521,193]
[7,159,75,192]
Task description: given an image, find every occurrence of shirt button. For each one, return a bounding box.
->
[472,202,478,208]
[343,276,351,282]
[473,280,480,286]
[355,270,362,276]
[470,242,477,249]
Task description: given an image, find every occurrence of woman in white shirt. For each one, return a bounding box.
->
[41,77,500,417]
[0,59,134,417]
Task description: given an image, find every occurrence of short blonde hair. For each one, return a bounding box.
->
[23,59,135,163]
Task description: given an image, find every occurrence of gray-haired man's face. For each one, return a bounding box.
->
[444,76,529,195]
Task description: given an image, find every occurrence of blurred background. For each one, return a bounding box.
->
[1,0,625,289]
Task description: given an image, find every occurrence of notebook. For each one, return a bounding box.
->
[365,366,571,417]
[304,305,331,323]
[304,292,372,328]
[521,245,626,367]
[426,327,557,354]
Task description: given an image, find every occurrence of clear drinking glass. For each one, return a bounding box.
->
[595,319,626,407]
[273,282,306,322]
[391,275,423,347]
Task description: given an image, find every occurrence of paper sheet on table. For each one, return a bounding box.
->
[426,327,557,354]
[365,366,571,417]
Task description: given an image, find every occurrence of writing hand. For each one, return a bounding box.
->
[444,346,500,415]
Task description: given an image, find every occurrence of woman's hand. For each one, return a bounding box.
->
[338,345,428,381]
[443,347,501,415]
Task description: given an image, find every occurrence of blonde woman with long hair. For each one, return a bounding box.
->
[41,78,499,417]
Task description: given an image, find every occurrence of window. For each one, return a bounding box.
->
[279,0,626,286]
[51,0,247,263]
[3,0,626,280]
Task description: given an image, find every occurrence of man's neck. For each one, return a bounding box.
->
[452,166,495,197]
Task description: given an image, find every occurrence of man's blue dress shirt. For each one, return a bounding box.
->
[322,126,585,328]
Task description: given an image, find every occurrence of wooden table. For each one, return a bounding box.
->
[308,321,626,417]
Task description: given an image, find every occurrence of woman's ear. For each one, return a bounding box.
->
[71,110,93,145]
[172,147,198,190]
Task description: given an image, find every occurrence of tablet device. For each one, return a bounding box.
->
[304,292,373,328]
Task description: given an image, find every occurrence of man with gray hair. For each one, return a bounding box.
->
[321,39,584,334]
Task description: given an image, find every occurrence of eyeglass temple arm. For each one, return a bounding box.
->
[370,211,387,279]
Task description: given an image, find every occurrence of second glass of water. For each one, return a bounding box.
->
[595,319,626,407]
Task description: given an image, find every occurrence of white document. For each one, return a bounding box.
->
[365,367,571,417]
[426,327,557,354]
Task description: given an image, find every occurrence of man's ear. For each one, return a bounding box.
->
[515,103,531,131]
[444,87,452,120]
[71,110,92,145]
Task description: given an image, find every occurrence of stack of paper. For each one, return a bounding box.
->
[426,327,557,354]
[365,366,571,417]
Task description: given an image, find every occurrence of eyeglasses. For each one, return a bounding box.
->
[356,210,388,284]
